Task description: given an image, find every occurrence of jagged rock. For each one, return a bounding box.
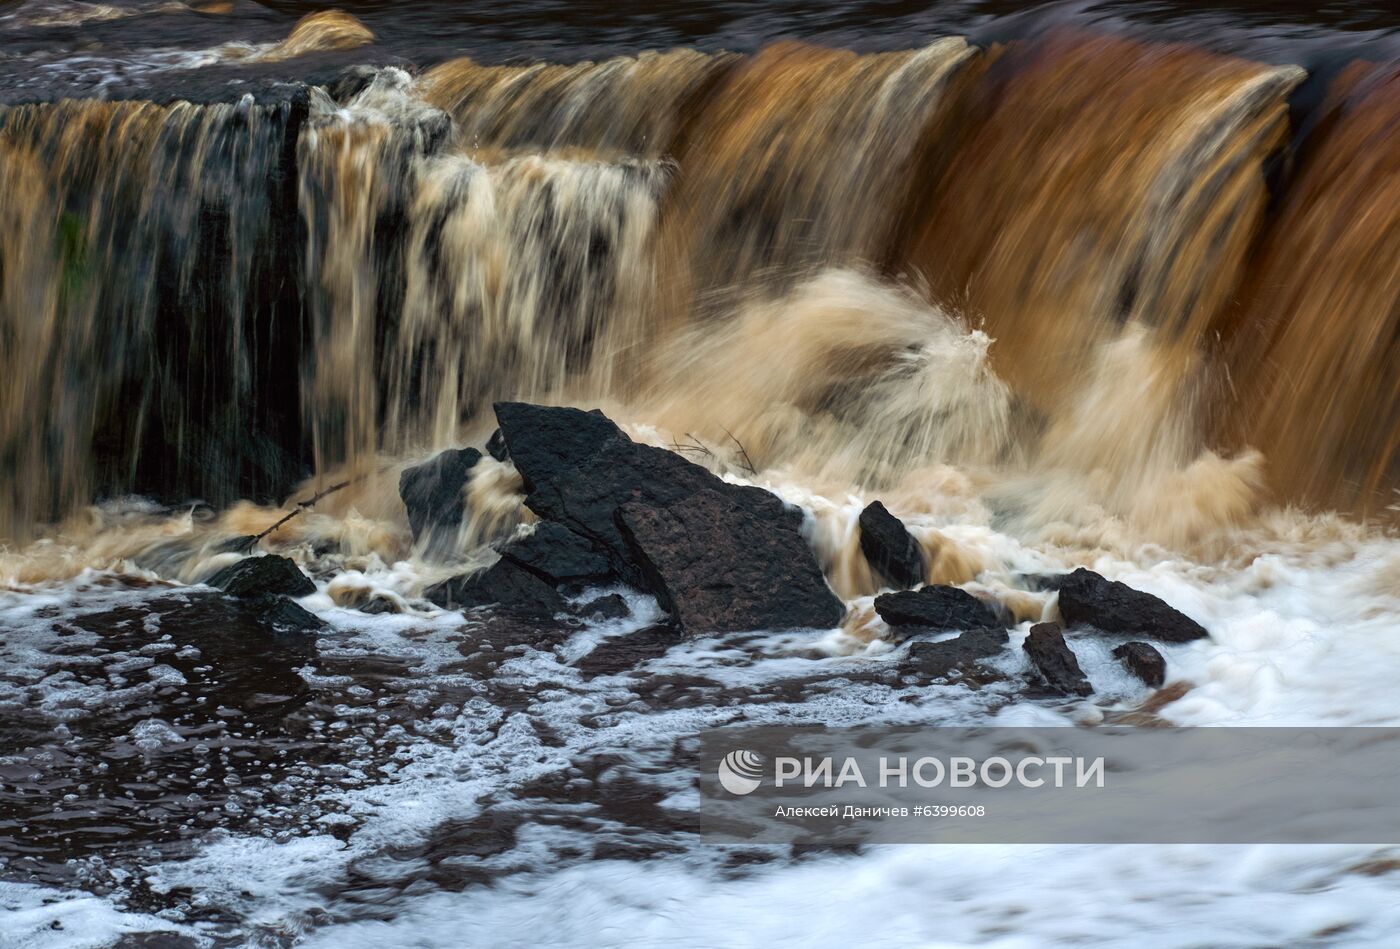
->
[494,402,804,565]
[425,558,567,618]
[493,402,842,633]
[207,555,315,599]
[1023,622,1093,696]
[1113,641,1167,687]
[874,585,1001,637]
[399,447,482,557]
[496,522,616,588]
[579,593,630,621]
[858,500,925,590]
[617,490,845,635]
[1057,568,1208,642]
[250,594,327,634]
[485,427,510,462]
[905,628,1009,680]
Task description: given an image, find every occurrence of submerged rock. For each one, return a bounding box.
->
[207,554,315,599]
[579,593,631,621]
[497,522,616,588]
[1113,641,1167,687]
[574,624,683,677]
[425,558,567,618]
[1057,568,1208,642]
[904,627,1009,680]
[360,595,402,616]
[618,490,845,635]
[1022,622,1093,696]
[250,593,327,634]
[874,585,1000,637]
[493,402,843,634]
[399,447,483,557]
[858,500,925,590]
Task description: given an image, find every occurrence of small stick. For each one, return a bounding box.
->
[683,434,714,458]
[251,478,353,545]
[670,435,715,459]
[721,427,757,475]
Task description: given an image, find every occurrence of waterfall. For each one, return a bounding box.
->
[1,30,1395,542]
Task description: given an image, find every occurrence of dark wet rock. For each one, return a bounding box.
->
[1023,622,1092,696]
[904,628,1009,680]
[249,594,327,635]
[579,593,630,621]
[493,402,841,633]
[485,427,510,462]
[399,447,483,557]
[494,401,804,563]
[874,585,1000,637]
[1057,568,1208,642]
[858,500,925,589]
[497,522,616,588]
[574,625,684,676]
[616,490,846,635]
[1114,641,1167,688]
[425,558,567,618]
[207,554,315,599]
[360,595,401,616]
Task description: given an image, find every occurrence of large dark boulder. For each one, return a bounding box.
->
[617,490,845,635]
[206,555,315,599]
[874,585,1000,638]
[1113,641,1167,687]
[905,628,1009,680]
[496,522,616,588]
[399,447,483,557]
[425,558,567,618]
[493,402,805,568]
[1022,622,1093,696]
[858,501,925,590]
[493,402,842,634]
[1057,568,1208,642]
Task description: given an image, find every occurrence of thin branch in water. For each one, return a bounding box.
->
[721,427,757,475]
[251,478,355,546]
[670,434,715,461]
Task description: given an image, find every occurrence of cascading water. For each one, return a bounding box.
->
[4,4,1400,946]
[0,94,304,541]
[1219,61,1400,517]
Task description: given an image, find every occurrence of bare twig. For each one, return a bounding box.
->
[252,478,354,545]
[721,427,757,475]
[670,434,715,460]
